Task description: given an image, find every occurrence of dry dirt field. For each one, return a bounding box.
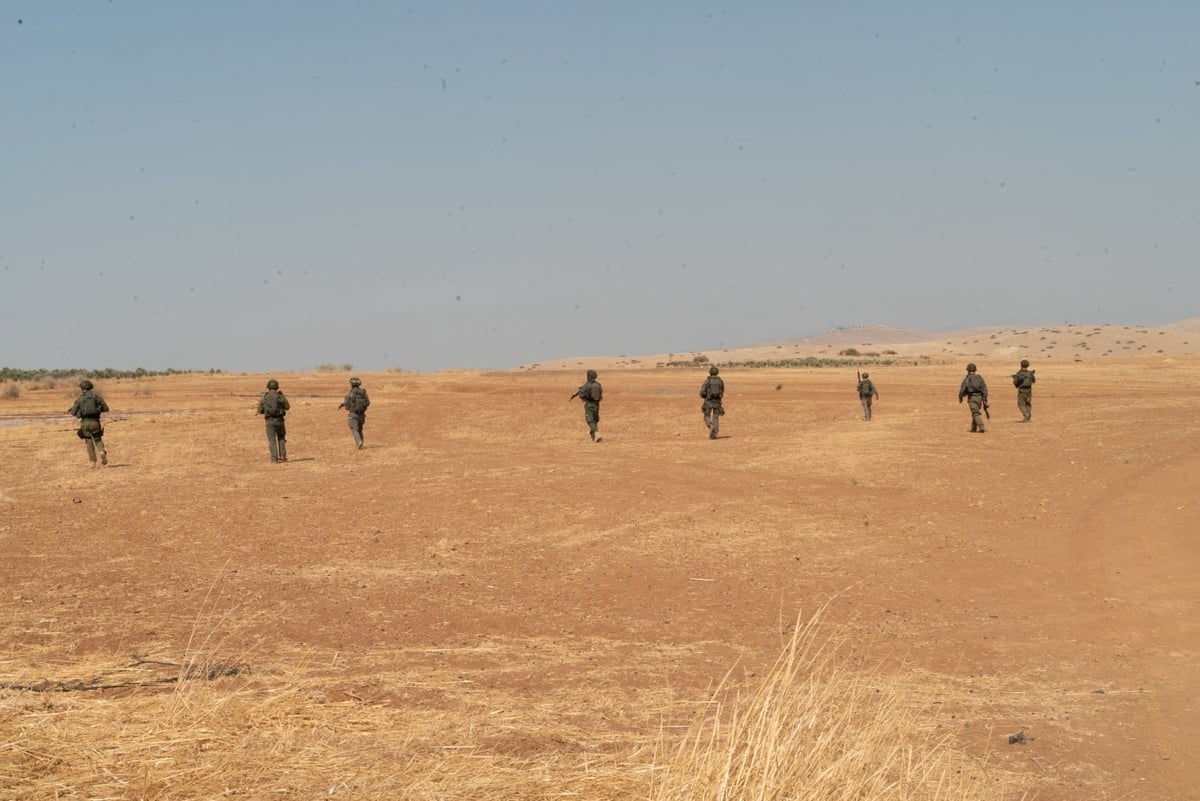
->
[2,328,1198,799]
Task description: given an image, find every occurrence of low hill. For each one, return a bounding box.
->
[520,318,1200,371]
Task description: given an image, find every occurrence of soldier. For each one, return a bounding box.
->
[958,363,989,433]
[68,379,109,467]
[256,379,290,462]
[1011,359,1035,422]
[573,369,603,442]
[699,366,724,439]
[856,371,879,421]
[338,376,371,449]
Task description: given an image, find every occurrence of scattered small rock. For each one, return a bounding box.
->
[72,496,82,504]
[1008,730,1026,745]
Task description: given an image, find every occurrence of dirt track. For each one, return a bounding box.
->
[2,357,1197,799]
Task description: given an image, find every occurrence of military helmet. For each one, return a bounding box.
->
[1020,359,1030,368]
[966,363,977,372]
[349,377,361,386]
[861,372,869,379]
[586,369,597,380]
[266,379,279,390]
[79,379,94,390]
[709,366,719,376]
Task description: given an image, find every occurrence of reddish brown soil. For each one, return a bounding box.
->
[2,354,1197,799]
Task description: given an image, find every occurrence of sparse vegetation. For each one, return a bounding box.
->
[0,367,216,382]
[650,613,1016,801]
[720,357,899,369]
[838,348,860,356]
[2,383,19,399]
[1,610,1019,801]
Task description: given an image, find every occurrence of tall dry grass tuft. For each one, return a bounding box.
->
[649,611,1022,801]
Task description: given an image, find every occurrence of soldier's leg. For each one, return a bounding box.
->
[348,415,363,448]
[266,425,280,462]
[968,398,980,431]
[96,436,107,465]
[861,397,871,420]
[710,407,720,438]
[85,436,97,464]
[277,421,288,461]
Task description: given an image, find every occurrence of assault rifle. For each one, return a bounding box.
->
[983,401,990,420]
[568,390,579,401]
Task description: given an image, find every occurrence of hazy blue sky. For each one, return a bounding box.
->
[3,2,1197,372]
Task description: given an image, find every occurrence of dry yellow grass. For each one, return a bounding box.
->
[650,611,1023,801]
[3,609,1026,800]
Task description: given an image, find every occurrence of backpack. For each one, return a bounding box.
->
[702,377,723,400]
[79,392,100,417]
[965,374,984,393]
[347,388,369,413]
[857,380,870,396]
[1013,371,1033,389]
[578,382,600,402]
[261,391,283,417]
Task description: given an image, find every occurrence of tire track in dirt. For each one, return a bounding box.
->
[1050,450,1200,798]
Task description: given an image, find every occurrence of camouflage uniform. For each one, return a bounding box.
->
[338,378,371,449]
[699,367,725,439]
[1012,360,1035,422]
[68,380,109,466]
[257,380,291,462]
[857,373,878,421]
[957,364,988,433]
[576,370,603,442]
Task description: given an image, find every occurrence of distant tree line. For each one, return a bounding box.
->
[0,367,222,382]
[661,357,900,369]
[658,352,920,369]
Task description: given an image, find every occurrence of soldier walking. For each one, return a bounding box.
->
[338,376,371,449]
[856,371,879,420]
[257,379,290,462]
[958,363,988,433]
[68,379,109,467]
[573,369,603,442]
[1011,359,1035,422]
[699,366,725,439]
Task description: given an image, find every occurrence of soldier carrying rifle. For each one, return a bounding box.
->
[1011,359,1036,422]
[958,363,989,433]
